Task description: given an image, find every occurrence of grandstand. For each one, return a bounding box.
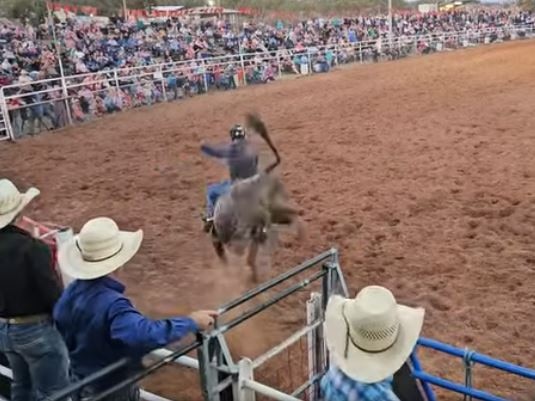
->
[1,23,533,142]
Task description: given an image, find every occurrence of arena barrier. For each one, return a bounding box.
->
[0,91,13,141]
[2,246,535,401]
[0,246,347,401]
[412,337,535,401]
[0,24,533,140]
[15,216,75,286]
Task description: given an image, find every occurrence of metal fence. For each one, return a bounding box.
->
[0,24,533,142]
[3,246,535,400]
[0,249,347,401]
[412,337,535,401]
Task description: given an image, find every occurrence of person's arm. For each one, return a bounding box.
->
[27,240,63,311]
[200,142,231,159]
[108,297,198,354]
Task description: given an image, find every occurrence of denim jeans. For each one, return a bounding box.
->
[0,320,70,401]
[206,180,232,217]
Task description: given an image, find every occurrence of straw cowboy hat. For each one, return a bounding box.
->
[324,285,425,384]
[0,179,40,229]
[58,217,143,280]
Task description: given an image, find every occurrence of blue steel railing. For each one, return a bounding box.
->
[411,337,535,401]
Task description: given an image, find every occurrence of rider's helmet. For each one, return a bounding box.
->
[229,124,246,141]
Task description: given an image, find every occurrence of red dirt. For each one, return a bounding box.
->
[3,39,535,400]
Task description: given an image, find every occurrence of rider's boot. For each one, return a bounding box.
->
[252,226,268,243]
[202,215,214,233]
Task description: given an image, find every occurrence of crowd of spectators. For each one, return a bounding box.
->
[0,7,533,137]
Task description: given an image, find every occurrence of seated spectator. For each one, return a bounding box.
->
[0,178,71,401]
[321,285,425,401]
[53,217,218,401]
[1,8,533,139]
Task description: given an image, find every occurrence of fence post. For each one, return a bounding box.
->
[202,60,209,93]
[197,335,221,401]
[158,65,167,101]
[240,53,247,86]
[238,359,256,401]
[60,75,73,126]
[0,88,14,141]
[307,292,322,401]
[359,42,363,63]
[277,51,283,79]
[307,47,312,75]
[113,69,120,88]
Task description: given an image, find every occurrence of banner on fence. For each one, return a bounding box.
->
[46,2,98,16]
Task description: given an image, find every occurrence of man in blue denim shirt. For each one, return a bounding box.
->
[321,286,425,401]
[53,217,217,401]
[0,179,70,401]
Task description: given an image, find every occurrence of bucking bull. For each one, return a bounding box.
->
[207,113,304,280]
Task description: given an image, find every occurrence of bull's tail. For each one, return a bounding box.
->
[245,113,280,173]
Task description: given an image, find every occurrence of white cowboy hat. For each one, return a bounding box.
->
[324,285,425,384]
[0,179,40,229]
[58,217,143,280]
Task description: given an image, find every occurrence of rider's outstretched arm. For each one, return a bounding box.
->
[201,143,231,159]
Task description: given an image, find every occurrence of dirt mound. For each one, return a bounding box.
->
[3,40,535,400]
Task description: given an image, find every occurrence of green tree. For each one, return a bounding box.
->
[518,0,535,9]
[0,0,47,24]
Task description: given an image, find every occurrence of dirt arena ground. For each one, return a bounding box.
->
[3,39,535,400]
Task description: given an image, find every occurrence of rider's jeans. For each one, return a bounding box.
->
[206,180,232,217]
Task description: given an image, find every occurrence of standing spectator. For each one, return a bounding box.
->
[0,178,71,401]
[53,217,218,401]
[321,285,425,401]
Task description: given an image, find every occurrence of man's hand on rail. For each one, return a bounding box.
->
[189,310,219,331]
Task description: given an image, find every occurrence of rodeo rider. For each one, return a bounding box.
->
[200,123,259,232]
[0,178,71,401]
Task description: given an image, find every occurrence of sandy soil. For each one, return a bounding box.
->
[3,39,535,400]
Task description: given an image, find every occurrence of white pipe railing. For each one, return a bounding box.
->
[0,366,12,380]
[148,349,199,370]
[0,349,196,401]
[139,390,174,401]
[242,379,301,401]
[0,364,173,401]
[252,320,321,369]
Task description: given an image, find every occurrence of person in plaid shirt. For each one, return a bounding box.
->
[321,285,426,401]
[321,365,400,401]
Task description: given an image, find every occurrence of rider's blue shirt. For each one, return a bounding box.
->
[201,139,258,181]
